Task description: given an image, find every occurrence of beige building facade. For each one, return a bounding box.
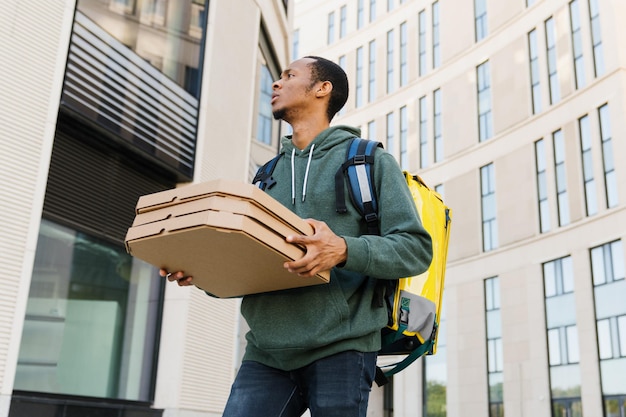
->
[0,0,291,416]
[294,0,626,416]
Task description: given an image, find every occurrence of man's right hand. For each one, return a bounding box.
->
[159,269,194,287]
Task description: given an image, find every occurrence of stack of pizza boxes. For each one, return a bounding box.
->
[125,179,330,298]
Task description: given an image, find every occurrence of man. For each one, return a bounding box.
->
[161,56,432,417]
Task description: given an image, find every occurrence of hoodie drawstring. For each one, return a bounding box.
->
[302,144,315,202]
[289,144,316,205]
[290,148,296,205]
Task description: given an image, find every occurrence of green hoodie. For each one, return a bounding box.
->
[241,125,433,371]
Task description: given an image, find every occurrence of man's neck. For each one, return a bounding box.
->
[290,119,330,150]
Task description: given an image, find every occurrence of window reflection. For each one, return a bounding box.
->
[15,219,162,401]
[79,0,208,97]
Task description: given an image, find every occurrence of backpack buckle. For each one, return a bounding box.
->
[353,154,366,165]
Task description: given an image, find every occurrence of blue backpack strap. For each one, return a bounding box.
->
[253,154,283,190]
[334,138,383,235]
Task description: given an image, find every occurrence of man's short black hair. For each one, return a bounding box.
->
[303,56,349,122]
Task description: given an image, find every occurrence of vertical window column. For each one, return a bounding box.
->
[400,105,408,169]
[528,29,542,114]
[400,21,408,86]
[327,11,335,44]
[481,163,498,252]
[432,1,440,69]
[418,10,427,76]
[419,95,428,168]
[340,5,347,39]
[591,240,626,414]
[545,17,561,104]
[386,111,395,158]
[368,40,377,103]
[579,115,597,216]
[543,256,582,417]
[598,104,618,208]
[338,55,347,116]
[569,0,586,89]
[387,29,395,94]
[358,0,365,29]
[477,61,493,142]
[356,46,364,108]
[535,139,551,233]
[475,0,488,41]
[553,130,570,226]
[485,277,504,417]
[589,0,605,77]
[433,88,442,163]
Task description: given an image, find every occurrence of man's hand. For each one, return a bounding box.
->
[283,219,347,277]
[159,269,194,286]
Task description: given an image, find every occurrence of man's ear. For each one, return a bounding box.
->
[316,81,333,98]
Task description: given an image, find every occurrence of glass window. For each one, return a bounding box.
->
[544,256,582,408]
[387,29,395,93]
[328,11,335,44]
[356,46,364,108]
[477,61,493,142]
[358,0,365,29]
[591,240,626,402]
[257,64,274,145]
[423,297,447,417]
[418,10,427,76]
[570,0,586,89]
[340,5,347,38]
[545,17,561,104]
[589,0,605,77]
[292,29,300,60]
[368,120,377,141]
[79,0,208,97]
[370,0,376,22]
[400,105,408,169]
[475,0,488,41]
[432,1,440,69]
[419,96,428,169]
[14,219,162,400]
[485,277,503,416]
[434,88,443,163]
[579,115,597,216]
[598,104,618,208]
[369,40,377,103]
[481,163,498,251]
[553,130,570,226]
[386,111,395,158]
[528,29,542,114]
[338,55,347,116]
[535,139,551,233]
[387,0,394,11]
[400,21,408,86]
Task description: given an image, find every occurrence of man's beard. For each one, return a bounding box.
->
[272,107,286,121]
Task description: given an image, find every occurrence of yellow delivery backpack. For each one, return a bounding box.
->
[334,138,452,386]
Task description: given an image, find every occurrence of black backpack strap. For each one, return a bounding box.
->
[253,154,283,190]
[334,138,383,235]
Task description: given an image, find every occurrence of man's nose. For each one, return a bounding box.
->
[272,79,281,89]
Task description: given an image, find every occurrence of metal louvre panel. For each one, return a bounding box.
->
[60,11,198,179]
[43,128,176,244]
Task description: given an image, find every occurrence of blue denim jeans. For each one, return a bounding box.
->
[222,350,377,417]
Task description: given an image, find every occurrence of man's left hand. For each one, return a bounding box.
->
[283,219,347,277]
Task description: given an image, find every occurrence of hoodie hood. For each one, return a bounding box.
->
[279,125,361,204]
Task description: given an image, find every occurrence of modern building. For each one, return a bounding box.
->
[0,0,291,416]
[294,0,625,416]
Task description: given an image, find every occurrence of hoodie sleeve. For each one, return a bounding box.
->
[341,151,433,279]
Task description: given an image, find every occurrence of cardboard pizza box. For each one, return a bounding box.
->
[134,178,312,235]
[131,194,305,243]
[125,180,330,297]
